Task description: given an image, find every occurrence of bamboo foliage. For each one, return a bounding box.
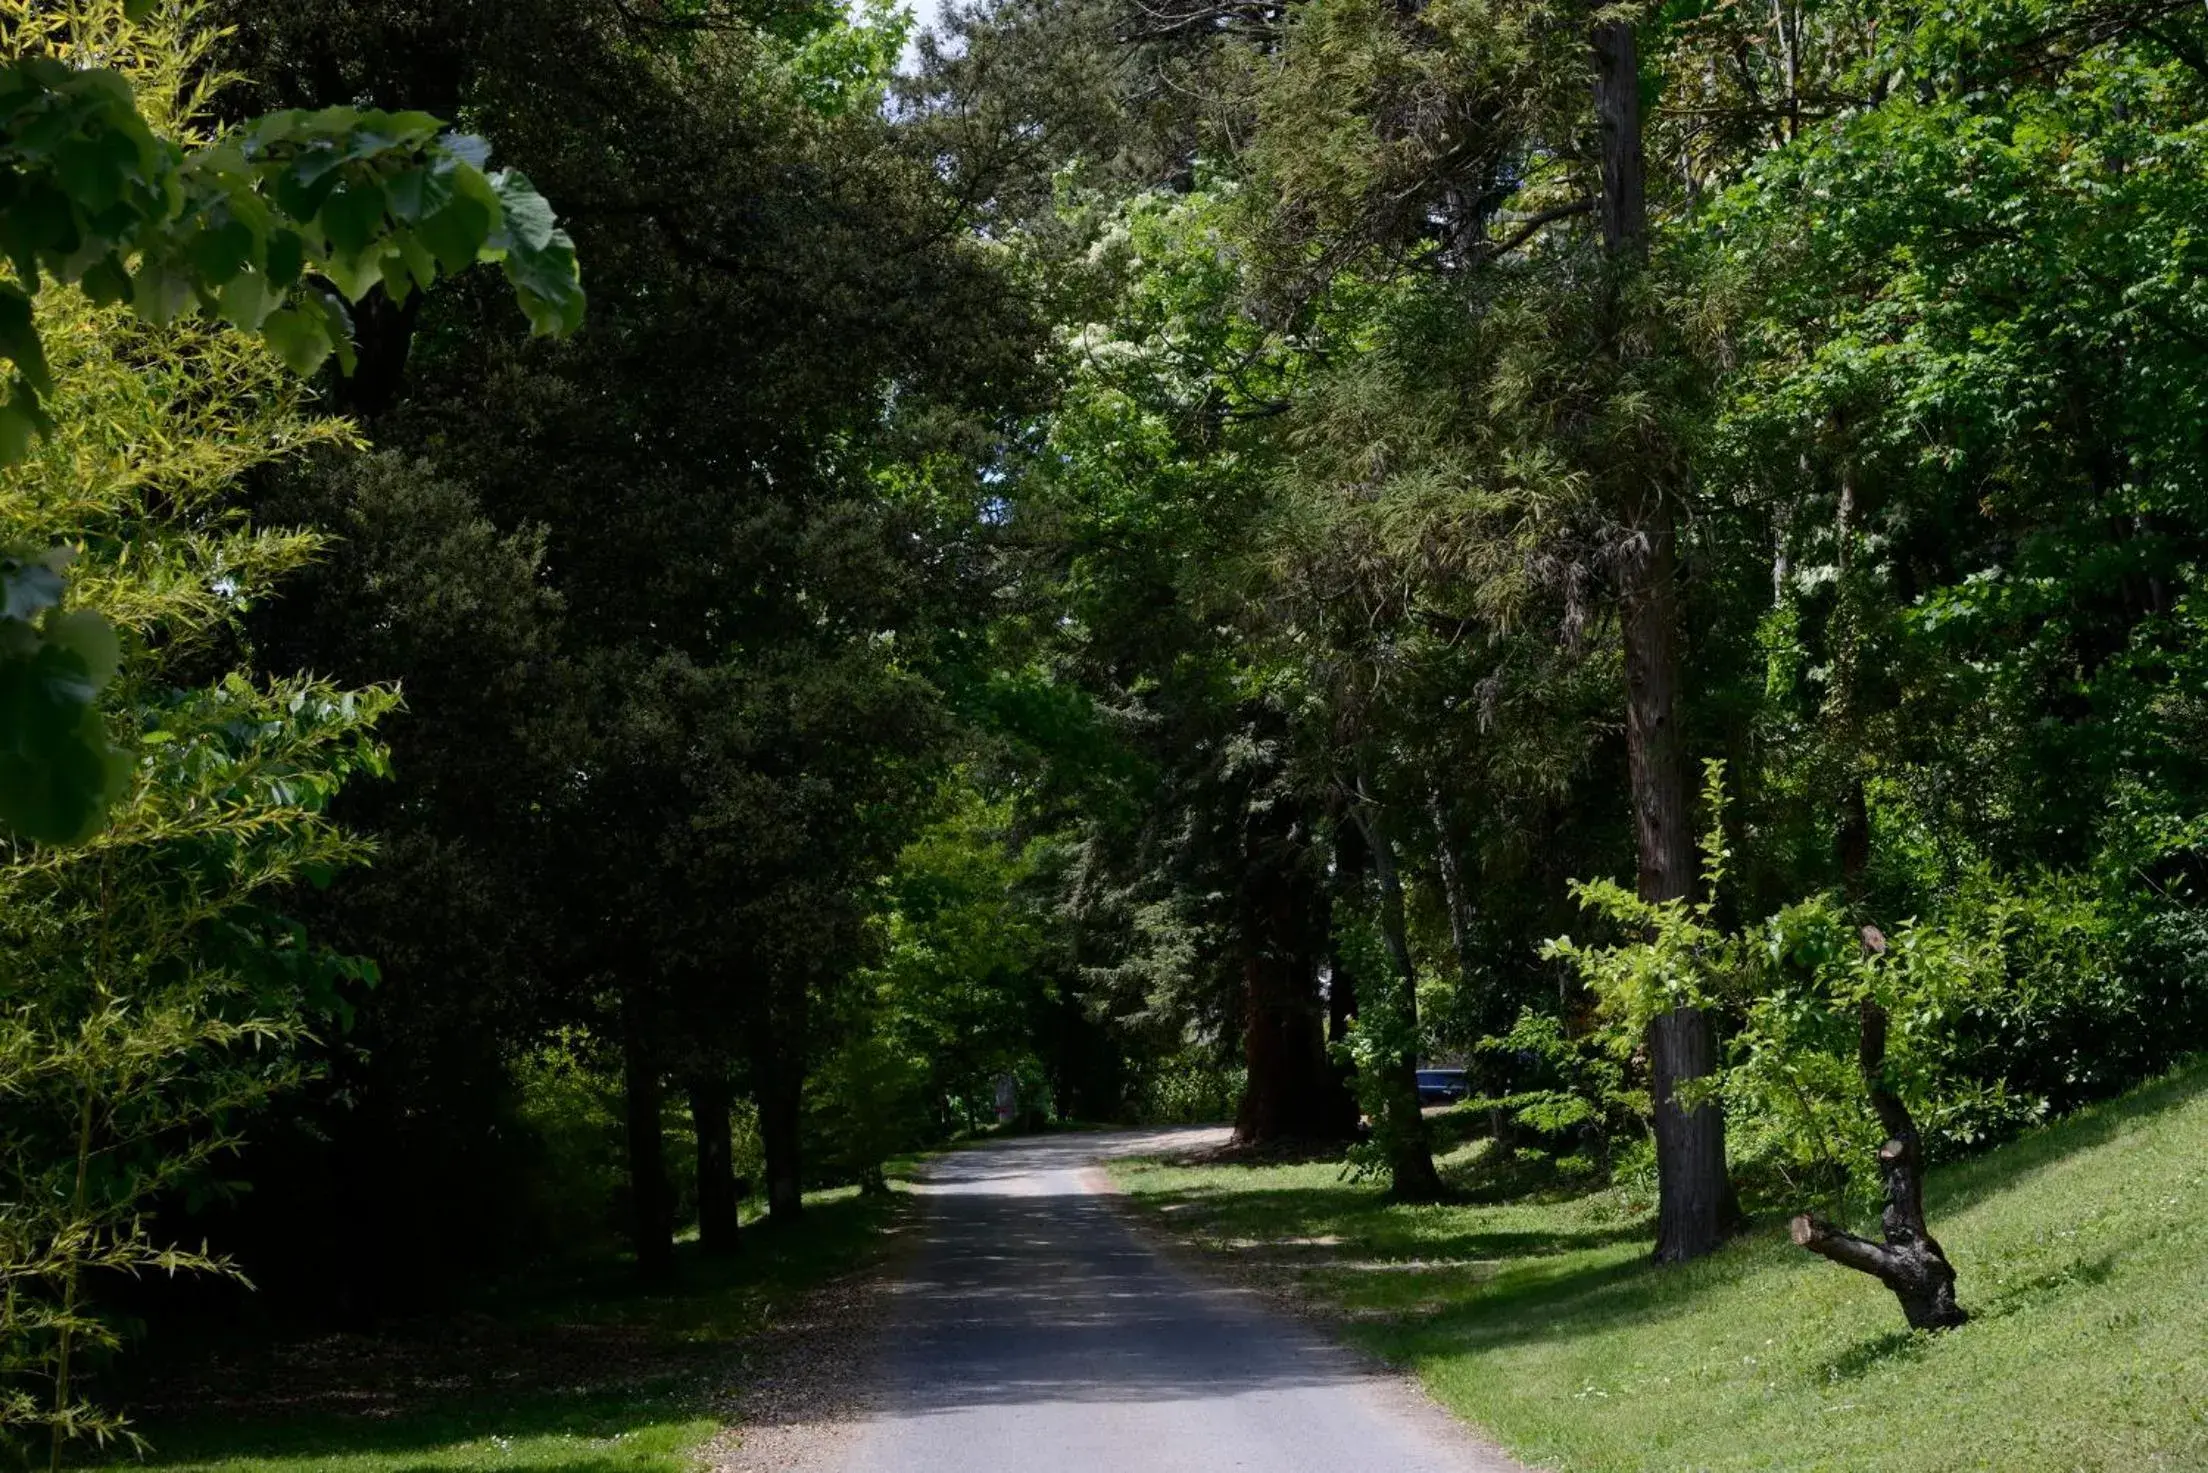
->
[0,4,391,1461]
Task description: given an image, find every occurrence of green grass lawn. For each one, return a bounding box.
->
[112,1186,904,1473]
[1112,1062,2208,1472]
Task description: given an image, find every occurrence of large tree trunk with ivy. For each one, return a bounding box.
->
[1791,994,1967,1331]
[1348,787,1445,1201]
[1326,822,1364,1101]
[1831,435,1876,900]
[1596,14,1739,1265]
[1428,791,1512,1144]
[689,1074,742,1257]
[621,991,675,1283]
[1235,803,1356,1145]
[1235,932,1348,1144]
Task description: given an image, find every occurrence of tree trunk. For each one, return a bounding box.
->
[1236,804,1355,1145]
[1329,817,1369,1043]
[1426,791,1479,989]
[1596,15,1738,1263]
[621,992,675,1283]
[1428,791,1510,1143]
[1592,18,1648,258]
[1621,518,1695,906]
[1833,435,1873,900]
[689,1075,741,1257]
[1235,941,1348,1143]
[1326,820,1364,1090]
[1646,1003,1736,1261]
[756,1055,804,1224]
[1623,519,1738,1263]
[1791,990,1967,1331]
[1349,786,1445,1202]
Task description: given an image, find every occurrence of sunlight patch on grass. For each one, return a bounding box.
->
[1113,1062,2208,1473]
[138,1409,714,1473]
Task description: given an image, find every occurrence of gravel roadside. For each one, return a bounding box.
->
[700,1197,920,1473]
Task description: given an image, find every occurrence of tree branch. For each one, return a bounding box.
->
[1481,198,1593,260]
[1791,1213,1900,1281]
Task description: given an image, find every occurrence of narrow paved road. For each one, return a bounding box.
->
[832,1131,1523,1473]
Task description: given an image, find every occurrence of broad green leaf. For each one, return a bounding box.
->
[0,400,37,465]
[185,218,255,285]
[417,193,495,275]
[445,133,493,169]
[272,155,342,222]
[323,245,385,304]
[218,269,275,330]
[0,637,129,845]
[491,170,558,251]
[79,254,131,306]
[320,180,387,257]
[129,254,193,325]
[43,609,119,686]
[397,234,439,292]
[378,250,415,303]
[503,233,586,336]
[0,285,52,395]
[386,164,455,223]
[0,558,64,622]
[265,227,305,287]
[260,308,333,376]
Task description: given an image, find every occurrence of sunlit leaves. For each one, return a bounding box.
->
[0,62,590,434]
[0,52,585,842]
[0,670,394,1450]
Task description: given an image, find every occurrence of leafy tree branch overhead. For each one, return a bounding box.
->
[0,36,582,843]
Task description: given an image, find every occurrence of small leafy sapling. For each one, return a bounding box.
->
[1781,923,1969,1331]
[1550,763,1972,1325]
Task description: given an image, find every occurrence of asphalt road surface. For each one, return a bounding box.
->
[830,1131,1523,1473]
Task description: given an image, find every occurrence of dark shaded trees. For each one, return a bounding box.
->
[213,0,1043,1288]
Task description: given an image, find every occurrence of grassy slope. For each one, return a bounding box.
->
[115,1186,903,1473]
[1112,1063,2208,1473]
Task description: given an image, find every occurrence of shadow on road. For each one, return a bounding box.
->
[883,1132,1357,1413]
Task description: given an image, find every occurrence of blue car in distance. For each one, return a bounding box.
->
[1414,1068,1469,1105]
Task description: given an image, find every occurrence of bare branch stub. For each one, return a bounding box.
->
[1790,983,1969,1332]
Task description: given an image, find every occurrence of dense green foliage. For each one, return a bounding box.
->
[0,3,579,1459]
[0,0,578,844]
[2,0,2206,1453]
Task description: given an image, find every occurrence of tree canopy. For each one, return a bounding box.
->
[5,0,2208,1448]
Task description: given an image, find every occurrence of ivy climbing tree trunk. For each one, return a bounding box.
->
[1832,430,1874,898]
[1428,791,1510,1143]
[1791,990,1968,1331]
[1348,784,1445,1201]
[1326,820,1364,1105]
[689,1074,741,1257]
[1594,11,1739,1265]
[1426,791,1479,995]
[1625,521,1738,1262]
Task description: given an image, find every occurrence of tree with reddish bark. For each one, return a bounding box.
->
[1233,787,1359,1146]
